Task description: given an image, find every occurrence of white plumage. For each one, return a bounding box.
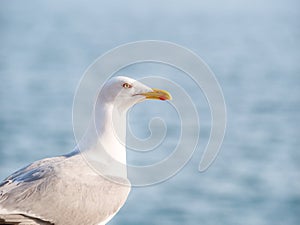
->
[0,76,171,225]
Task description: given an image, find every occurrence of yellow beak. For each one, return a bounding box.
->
[139,88,172,101]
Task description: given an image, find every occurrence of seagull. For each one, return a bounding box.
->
[0,76,172,225]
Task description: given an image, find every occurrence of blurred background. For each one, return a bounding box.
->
[0,0,299,224]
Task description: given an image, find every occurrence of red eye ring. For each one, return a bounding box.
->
[122,83,132,88]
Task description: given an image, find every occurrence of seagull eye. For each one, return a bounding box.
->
[122,83,132,89]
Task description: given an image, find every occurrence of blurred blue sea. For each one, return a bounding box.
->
[0,0,299,224]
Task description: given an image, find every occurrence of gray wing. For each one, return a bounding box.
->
[0,154,131,225]
[0,156,64,224]
[0,156,63,185]
[0,214,52,225]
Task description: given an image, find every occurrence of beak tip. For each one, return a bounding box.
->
[162,94,172,101]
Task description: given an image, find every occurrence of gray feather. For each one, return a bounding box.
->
[0,152,131,225]
[0,214,52,224]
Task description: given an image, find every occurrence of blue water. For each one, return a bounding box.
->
[0,0,299,224]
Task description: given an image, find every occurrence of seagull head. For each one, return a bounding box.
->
[98,76,172,112]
